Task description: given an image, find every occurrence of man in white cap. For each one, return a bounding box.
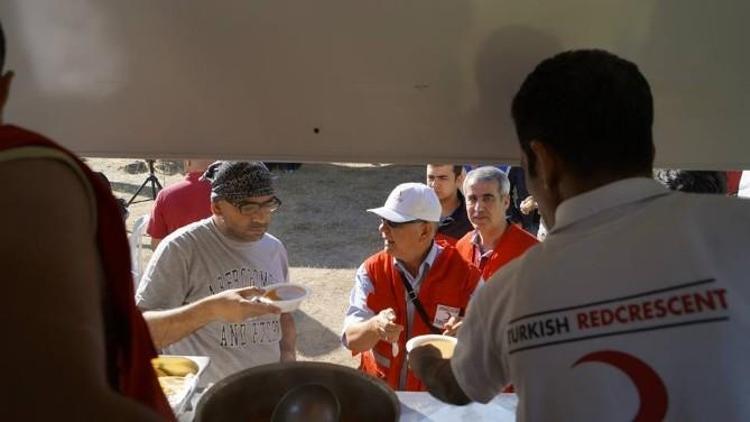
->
[342,182,482,391]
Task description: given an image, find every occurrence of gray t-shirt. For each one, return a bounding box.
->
[136,217,289,386]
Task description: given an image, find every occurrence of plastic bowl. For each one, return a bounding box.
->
[405,334,458,358]
[260,283,309,313]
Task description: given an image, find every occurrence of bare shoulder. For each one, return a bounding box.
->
[0,157,122,416]
[0,156,95,232]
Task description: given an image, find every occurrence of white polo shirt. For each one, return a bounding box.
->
[738,170,750,198]
[451,178,750,421]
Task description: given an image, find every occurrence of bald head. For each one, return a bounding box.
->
[184,159,215,173]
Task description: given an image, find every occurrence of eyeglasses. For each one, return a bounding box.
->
[381,218,423,229]
[232,196,282,215]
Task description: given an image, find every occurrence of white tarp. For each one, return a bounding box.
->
[1,1,748,167]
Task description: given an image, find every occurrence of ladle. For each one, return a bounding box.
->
[270,383,341,422]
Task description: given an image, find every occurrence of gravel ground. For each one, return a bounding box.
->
[86,158,425,367]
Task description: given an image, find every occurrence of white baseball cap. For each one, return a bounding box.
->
[367,183,441,223]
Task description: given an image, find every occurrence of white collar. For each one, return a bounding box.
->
[551,177,670,234]
[394,241,442,276]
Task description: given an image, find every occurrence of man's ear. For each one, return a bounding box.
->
[529,140,561,192]
[501,193,511,211]
[210,200,223,216]
[421,222,436,240]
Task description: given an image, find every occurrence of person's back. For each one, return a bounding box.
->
[411,49,750,421]
[0,21,170,421]
[492,181,749,420]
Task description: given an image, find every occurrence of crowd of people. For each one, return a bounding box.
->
[2,17,749,422]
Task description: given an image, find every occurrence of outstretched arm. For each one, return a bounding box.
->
[410,345,472,405]
[279,312,297,362]
[344,309,403,353]
[143,286,280,348]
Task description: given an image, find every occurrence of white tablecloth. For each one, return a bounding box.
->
[179,389,517,421]
[398,392,517,421]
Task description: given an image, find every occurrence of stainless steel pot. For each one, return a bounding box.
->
[194,362,399,422]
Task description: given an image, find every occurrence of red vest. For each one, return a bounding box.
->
[434,232,458,246]
[455,224,538,280]
[359,245,481,391]
[0,125,174,419]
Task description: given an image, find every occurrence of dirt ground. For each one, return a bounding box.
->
[85,158,425,368]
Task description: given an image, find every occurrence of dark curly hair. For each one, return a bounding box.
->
[512,49,654,179]
[654,169,727,194]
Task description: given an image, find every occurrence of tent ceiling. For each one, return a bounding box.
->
[2,0,748,168]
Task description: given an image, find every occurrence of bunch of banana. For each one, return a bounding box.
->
[151,356,199,377]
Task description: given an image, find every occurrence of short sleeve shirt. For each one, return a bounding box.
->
[147,172,212,239]
[137,218,289,386]
[451,178,750,421]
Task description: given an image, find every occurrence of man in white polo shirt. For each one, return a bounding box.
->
[410,49,750,421]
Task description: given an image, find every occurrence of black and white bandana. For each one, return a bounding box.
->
[202,161,274,203]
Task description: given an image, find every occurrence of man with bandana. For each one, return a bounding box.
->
[136,161,297,386]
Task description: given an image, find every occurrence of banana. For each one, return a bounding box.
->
[158,376,188,398]
[151,356,199,377]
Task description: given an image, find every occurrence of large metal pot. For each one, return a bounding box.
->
[194,362,399,422]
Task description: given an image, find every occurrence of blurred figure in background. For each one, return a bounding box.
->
[147,158,214,249]
[95,171,130,220]
[654,169,727,194]
[426,164,473,244]
[507,166,541,235]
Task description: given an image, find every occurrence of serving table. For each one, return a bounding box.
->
[178,389,517,421]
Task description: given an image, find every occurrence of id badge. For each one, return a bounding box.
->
[433,304,460,328]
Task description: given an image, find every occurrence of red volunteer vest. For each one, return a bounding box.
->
[456,224,538,280]
[0,125,174,419]
[434,232,458,246]
[359,245,481,391]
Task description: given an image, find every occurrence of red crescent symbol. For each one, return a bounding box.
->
[572,350,668,422]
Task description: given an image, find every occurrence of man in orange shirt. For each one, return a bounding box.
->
[456,166,538,280]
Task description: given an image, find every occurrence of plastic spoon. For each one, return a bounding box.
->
[382,309,399,357]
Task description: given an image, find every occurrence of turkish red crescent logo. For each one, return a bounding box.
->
[572,350,669,422]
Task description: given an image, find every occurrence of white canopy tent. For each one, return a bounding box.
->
[1,0,748,168]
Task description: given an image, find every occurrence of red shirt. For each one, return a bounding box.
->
[727,170,742,195]
[455,224,539,280]
[147,172,212,239]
